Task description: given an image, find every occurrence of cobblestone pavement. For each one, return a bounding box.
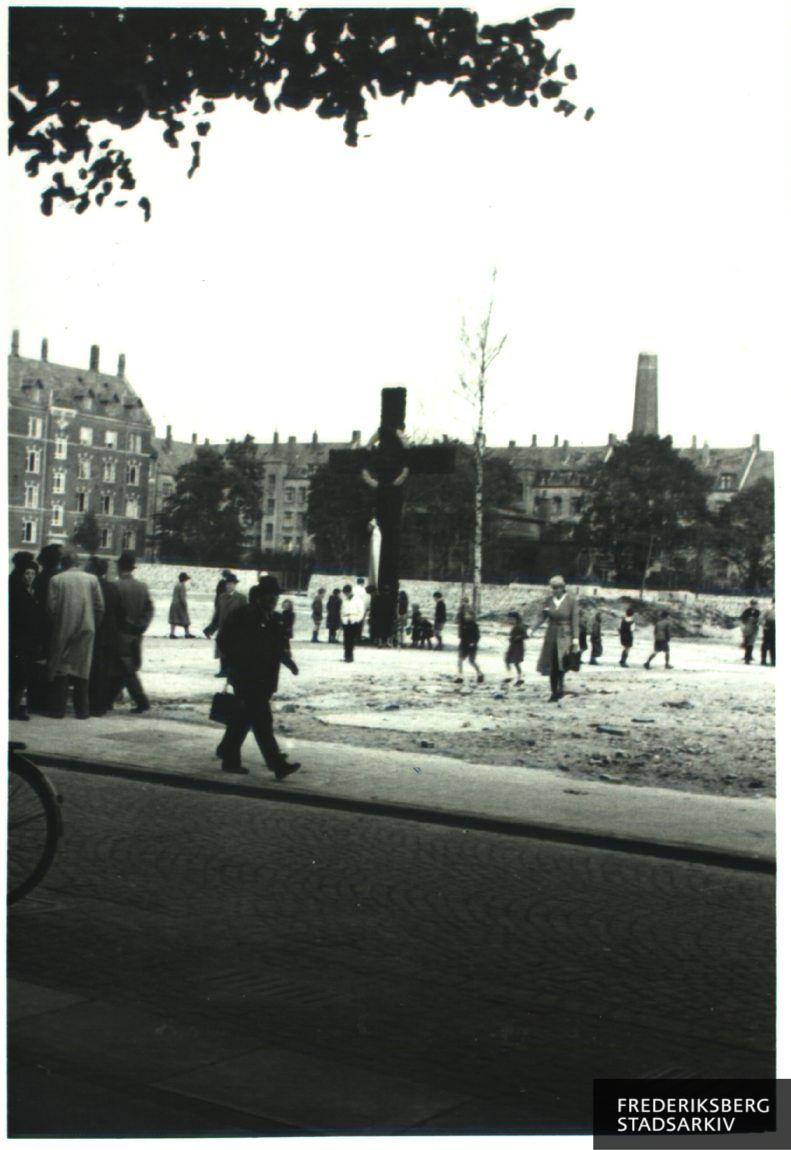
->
[8,769,775,1134]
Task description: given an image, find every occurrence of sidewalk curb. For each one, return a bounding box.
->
[29,751,775,876]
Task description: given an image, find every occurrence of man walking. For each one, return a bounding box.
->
[740,599,760,664]
[216,576,300,779]
[341,583,365,663]
[46,550,105,719]
[311,587,325,642]
[113,550,154,714]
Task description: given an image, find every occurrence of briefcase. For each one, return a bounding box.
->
[562,650,582,673]
[210,688,239,725]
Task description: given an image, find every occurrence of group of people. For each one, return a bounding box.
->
[739,598,776,666]
[310,582,451,657]
[9,545,154,720]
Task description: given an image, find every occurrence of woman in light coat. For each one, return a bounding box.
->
[532,575,580,702]
[169,572,193,638]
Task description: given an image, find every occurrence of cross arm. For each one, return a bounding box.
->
[404,444,457,476]
[328,447,374,474]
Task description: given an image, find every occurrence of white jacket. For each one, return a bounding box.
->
[341,595,365,625]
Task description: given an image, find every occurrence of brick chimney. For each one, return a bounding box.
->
[288,435,296,445]
[90,344,100,372]
[273,431,279,445]
[11,329,19,356]
[607,433,617,446]
[351,430,361,446]
[41,338,49,362]
[553,435,559,447]
[632,352,659,435]
[531,434,537,447]
[508,439,516,448]
[691,434,697,450]
[191,432,197,445]
[702,441,710,466]
[311,431,318,446]
[165,425,173,450]
[563,439,569,450]
[117,353,126,378]
[752,433,761,451]
[204,438,210,446]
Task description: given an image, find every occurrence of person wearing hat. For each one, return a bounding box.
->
[111,550,154,713]
[211,573,246,677]
[215,575,301,779]
[9,551,42,720]
[740,599,761,664]
[531,574,580,702]
[46,549,105,719]
[169,571,194,638]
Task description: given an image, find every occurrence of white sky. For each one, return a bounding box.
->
[7,0,791,449]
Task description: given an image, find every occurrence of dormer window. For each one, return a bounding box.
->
[79,426,93,446]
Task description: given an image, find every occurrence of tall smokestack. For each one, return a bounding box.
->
[41,338,49,362]
[11,330,19,356]
[90,344,100,372]
[632,352,658,435]
[117,353,126,378]
[165,424,173,450]
[191,432,197,445]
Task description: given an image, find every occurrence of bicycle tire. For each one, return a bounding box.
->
[7,752,62,905]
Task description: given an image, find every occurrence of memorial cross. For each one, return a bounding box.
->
[329,387,456,628]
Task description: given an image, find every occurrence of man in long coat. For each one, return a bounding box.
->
[216,576,300,778]
[47,551,105,718]
[112,550,155,713]
[533,574,580,702]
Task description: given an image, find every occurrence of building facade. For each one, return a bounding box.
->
[8,332,153,556]
[141,350,774,562]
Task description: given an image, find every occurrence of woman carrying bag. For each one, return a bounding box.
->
[531,575,580,702]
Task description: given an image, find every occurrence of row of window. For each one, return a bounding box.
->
[533,494,584,515]
[25,417,145,454]
[20,519,137,549]
[262,524,307,548]
[22,487,141,517]
[25,452,141,485]
[265,474,310,501]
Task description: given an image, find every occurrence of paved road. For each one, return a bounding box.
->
[8,769,775,1135]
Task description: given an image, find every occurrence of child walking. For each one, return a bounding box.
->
[619,606,636,666]
[503,611,527,685]
[644,610,672,669]
[455,603,484,684]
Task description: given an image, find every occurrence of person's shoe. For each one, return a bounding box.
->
[549,693,560,703]
[643,661,651,670]
[132,700,151,714]
[477,673,485,684]
[454,676,464,684]
[665,664,673,670]
[515,678,524,686]
[589,658,598,665]
[501,678,511,686]
[272,758,301,781]
[214,671,226,678]
[215,743,225,759]
[221,763,248,775]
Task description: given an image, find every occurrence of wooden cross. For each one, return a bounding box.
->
[329,387,456,624]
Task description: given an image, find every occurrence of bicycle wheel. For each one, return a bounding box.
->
[7,753,62,905]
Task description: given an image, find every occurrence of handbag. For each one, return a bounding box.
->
[210,684,240,725]
[562,649,582,673]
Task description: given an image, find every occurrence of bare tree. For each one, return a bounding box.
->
[458,272,507,615]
